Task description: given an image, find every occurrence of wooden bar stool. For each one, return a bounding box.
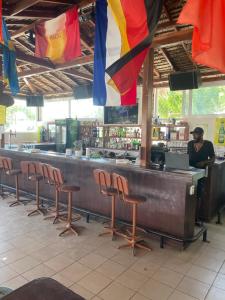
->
[93,169,118,240]
[0,156,21,207]
[112,173,152,256]
[39,163,59,222]
[20,161,44,216]
[50,166,81,236]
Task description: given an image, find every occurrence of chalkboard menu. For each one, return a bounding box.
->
[104,105,138,124]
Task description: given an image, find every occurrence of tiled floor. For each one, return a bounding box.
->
[0,198,225,300]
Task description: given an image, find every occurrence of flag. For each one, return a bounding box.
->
[35,7,81,64]
[178,0,225,74]
[93,0,163,106]
[0,19,20,96]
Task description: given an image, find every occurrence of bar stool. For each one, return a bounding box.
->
[0,156,21,207]
[20,161,44,216]
[93,169,118,240]
[50,166,81,236]
[39,163,58,222]
[112,173,152,256]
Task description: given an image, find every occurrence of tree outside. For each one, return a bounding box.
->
[157,88,183,119]
[192,86,225,115]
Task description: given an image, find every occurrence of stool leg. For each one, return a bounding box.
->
[44,189,65,223]
[118,203,152,256]
[99,195,118,240]
[59,192,79,237]
[9,175,21,207]
[27,180,45,216]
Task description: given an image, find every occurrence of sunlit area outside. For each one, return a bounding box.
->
[5,99,37,132]
[71,98,103,120]
[192,86,225,115]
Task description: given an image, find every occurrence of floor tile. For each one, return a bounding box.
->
[0,249,26,264]
[168,290,199,300]
[22,263,56,281]
[177,276,210,300]
[59,262,91,283]
[165,257,192,275]
[116,269,148,291]
[44,253,74,272]
[2,275,28,290]
[130,259,160,277]
[0,265,18,284]
[152,267,184,288]
[51,273,74,287]
[96,259,126,279]
[111,252,138,267]
[206,287,225,300]
[9,255,40,274]
[70,283,95,300]
[131,293,149,300]
[193,254,223,272]
[78,271,111,294]
[139,278,173,300]
[220,262,225,275]
[99,282,135,300]
[187,265,217,285]
[214,274,225,291]
[79,253,107,270]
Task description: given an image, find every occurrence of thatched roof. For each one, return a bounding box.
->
[3,0,225,98]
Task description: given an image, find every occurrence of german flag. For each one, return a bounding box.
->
[93,0,164,106]
[35,7,81,64]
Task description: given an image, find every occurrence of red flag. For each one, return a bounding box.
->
[35,7,81,64]
[178,0,225,74]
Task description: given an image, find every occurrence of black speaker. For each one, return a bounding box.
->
[26,95,44,107]
[169,70,201,91]
[73,84,93,100]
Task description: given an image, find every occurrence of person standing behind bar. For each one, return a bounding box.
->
[188,127,215,168]
[188,127,215,224]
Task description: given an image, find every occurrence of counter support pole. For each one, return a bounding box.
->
[140,48,154,167]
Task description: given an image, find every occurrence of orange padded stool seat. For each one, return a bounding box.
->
[50,166,81,236]
[93,169,118,240]
[0,156,21,207]
[112,173,152,256]
[20,161,44,216]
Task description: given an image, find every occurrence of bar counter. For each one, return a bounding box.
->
[0,149,206,240]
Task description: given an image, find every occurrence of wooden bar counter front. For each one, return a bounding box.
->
[0,149,205,240]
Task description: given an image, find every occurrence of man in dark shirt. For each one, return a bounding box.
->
[188,127,215,224]
[188,127,215,168]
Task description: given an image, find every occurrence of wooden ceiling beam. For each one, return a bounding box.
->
[15,48,55,69]
[41,75,64,91]
[11,0,95,38]
[51,73,74,90]
[160,48,177,71]
[23,78,37,93]
[9,0,42,16]
[152,29,193,48]
[62,69,92,81]
[18,54,94,78]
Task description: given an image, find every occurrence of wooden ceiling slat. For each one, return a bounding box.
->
[10,0,42,16]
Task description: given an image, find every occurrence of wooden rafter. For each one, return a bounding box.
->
[62,69,92,81]
[23,78,36,93]
[160,48,177,71]
[9,0,42,16]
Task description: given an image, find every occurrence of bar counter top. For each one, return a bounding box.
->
[0,148,206,240]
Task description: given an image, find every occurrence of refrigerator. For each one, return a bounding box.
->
[55,118,80,153]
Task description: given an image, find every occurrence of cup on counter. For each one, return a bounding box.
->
[65,148,72,156]
[86,148,91,158]
[75,150,82,158]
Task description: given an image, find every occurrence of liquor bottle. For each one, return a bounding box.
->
[218,122,225,144]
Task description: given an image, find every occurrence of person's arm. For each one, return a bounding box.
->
[196,142,215,168]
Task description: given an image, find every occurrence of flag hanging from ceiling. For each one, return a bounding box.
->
[35,7,81,64]
[93,0,163,106]
[178,0,225,74]
[0,19,20,96]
